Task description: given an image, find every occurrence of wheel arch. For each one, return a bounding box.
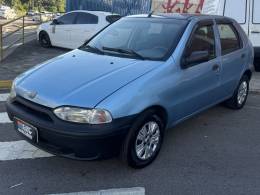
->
[140,105,168,127]
[243,69,252,81]
[39,30,51,42]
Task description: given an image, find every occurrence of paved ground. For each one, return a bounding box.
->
[0,40,69,80]
[1,17,41,60]
[1,39,260,194]
[0,91,260,195]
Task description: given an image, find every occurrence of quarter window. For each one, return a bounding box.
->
[185,24,216,63]
[57,12,77,25]
[218,24,241,55]
[75,12,98,24]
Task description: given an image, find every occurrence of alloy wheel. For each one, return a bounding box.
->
[135,121,161,160]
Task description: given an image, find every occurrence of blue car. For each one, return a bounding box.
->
[6,14,254,168]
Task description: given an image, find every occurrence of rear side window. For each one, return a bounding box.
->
[224,0,247,24]
[218,24,241,55]
[106,15,121,24]
[75,12,98,24]
[57,12,77,25]
[185,24,216,61]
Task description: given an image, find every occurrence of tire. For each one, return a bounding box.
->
[121,109,165,168]
[224,75,249,109]
[254,59,260,72]
[39,31,52,48]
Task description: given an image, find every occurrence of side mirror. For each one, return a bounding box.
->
[52,19,59,25]
[181,51,209,69]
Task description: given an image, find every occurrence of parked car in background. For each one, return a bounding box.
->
[202,0,260,71]
[7,14,254,168]
[37,10,121,49]
[0,5,16,19]
[32,11,53,22]
[27,10,36,16]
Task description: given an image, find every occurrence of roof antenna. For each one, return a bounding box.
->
[148,10,154,17]
[147,2,164,18]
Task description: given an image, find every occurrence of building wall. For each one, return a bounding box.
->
[152,0,205,13]
[66,0,152,16]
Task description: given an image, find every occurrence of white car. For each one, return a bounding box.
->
[202,0,260,71]
[37,10,121,49]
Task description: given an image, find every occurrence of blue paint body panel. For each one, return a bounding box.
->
[14,14,254,130]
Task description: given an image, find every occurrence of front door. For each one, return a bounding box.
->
[50,12,77,48]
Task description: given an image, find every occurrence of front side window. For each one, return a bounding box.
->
[185,24,216,62]
[80,18,188,61]
[218,24,241,55]
[57,12,77,25]
[76,12,98,24]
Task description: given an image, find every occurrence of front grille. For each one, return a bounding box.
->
[13,96,53,123]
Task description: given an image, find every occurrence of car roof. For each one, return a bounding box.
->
[68,10,119,16]
[127,13,233,22]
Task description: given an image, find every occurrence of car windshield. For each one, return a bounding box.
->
[80,17,188,61]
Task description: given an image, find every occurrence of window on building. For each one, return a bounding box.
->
[253,0,260,23]
[224,0,247,24]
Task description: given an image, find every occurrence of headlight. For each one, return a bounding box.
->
[54,107,113,124]
[9,82,16,99]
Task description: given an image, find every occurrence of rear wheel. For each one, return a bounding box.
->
[224,75,249,109]
[39,31,52,48]
[254,58,260,72]
[121,110,165,168]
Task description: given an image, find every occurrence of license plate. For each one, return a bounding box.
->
[14,118,38,143]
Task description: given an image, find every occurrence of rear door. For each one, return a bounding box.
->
[174,20,221,120]
[50,12,77,48]
[70,12,100,49]
[249,0,260,48]
[216,20,246,97]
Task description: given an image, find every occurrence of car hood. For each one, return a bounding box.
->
[16,49,163,108]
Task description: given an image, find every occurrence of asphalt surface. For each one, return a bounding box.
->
[0,40,69,80]
[0,92,260,195]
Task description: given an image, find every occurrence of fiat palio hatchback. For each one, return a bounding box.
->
[6,14,254,168]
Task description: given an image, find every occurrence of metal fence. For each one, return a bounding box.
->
[0,13,58,62]
[66,0,152,16]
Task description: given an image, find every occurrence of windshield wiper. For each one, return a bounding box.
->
[102,47,145,60]
[80,45,104,55]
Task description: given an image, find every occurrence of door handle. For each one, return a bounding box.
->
[251,31,260,34]
[241,53,246,59]
[212,64,220,72]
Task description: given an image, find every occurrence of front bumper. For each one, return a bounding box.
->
[6,96,136,160]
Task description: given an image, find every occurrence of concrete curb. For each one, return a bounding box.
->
[249,90,260,95]
[0,80,12,90]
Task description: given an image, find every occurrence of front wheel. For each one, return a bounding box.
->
[224,75,249,109]
[39,31,52,48]
[121,110,165,168]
